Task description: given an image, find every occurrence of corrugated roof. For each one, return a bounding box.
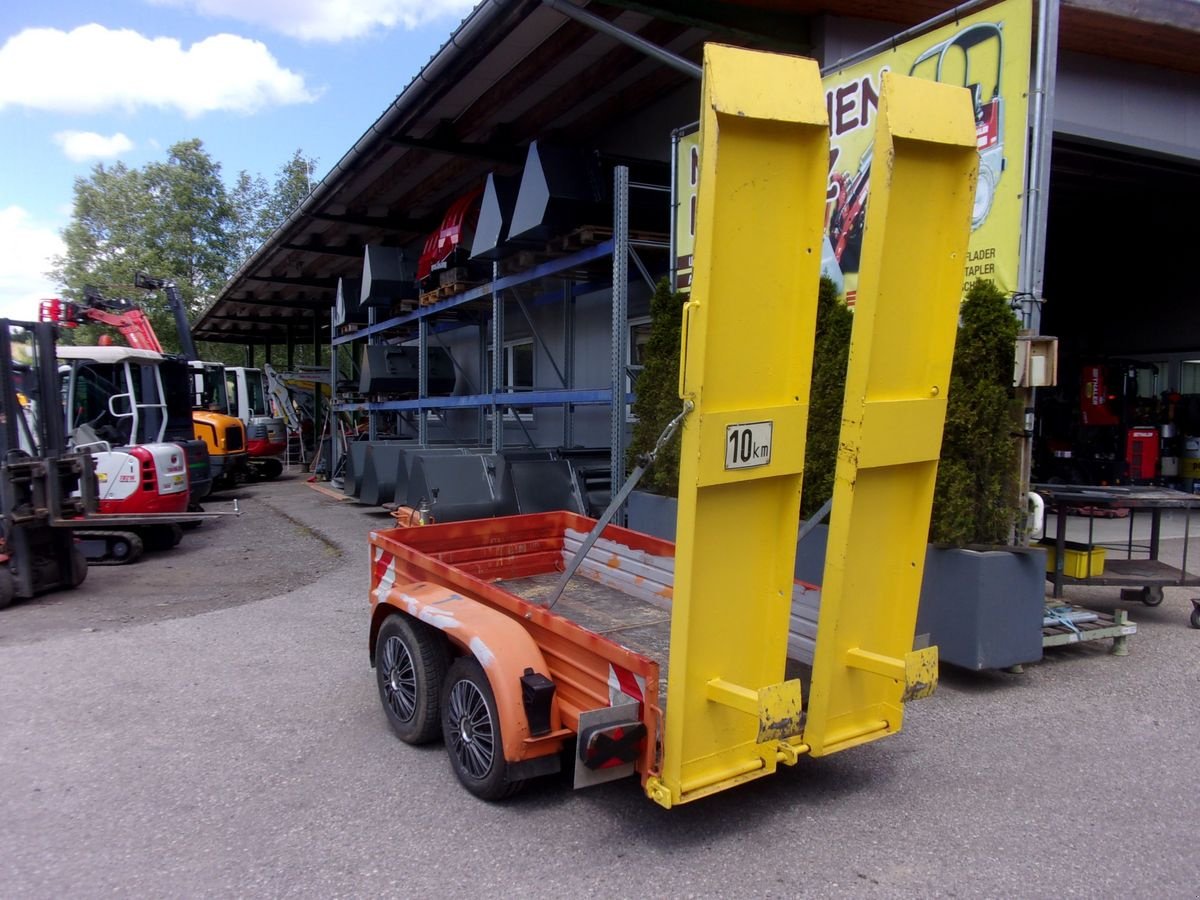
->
[195,0,1200,345]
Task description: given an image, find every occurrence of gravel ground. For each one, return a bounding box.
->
[1,477,1197,898]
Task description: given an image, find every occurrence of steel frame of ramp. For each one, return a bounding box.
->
[646,47,978,808]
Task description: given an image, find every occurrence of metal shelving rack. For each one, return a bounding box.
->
[328,166,668,500]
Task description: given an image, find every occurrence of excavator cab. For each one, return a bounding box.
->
[55,345,191,561]
[225,366,286,480]
[158,358,213,502]
[186,361,248,488]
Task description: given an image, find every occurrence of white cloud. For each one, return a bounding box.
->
[55,131,135,163]
[0,25,317,117]
[0,207,64,320]
[153,0,478,42]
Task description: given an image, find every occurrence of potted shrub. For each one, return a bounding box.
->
[915,278,1047,670]
[625,275,849,546]
[625,279,686,539]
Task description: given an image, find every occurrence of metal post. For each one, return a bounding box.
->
[328,307,339,477]
[418,318,429,447]
[478,320,488,447]
[1015,0,1060,538]
[264,343,272,366]
[540,0,701,78]
[610,165,630,523]
[1022,0,1060,325]
[367,305,378,442]
[491,261,503,453]
[564,279,576,447]
[286,328,295,370]
[245,344,253,367]
[311,317,322,466]
[669,128,680,291]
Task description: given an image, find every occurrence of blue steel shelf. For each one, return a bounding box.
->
[331,239,615,347]
[334,388,630,414]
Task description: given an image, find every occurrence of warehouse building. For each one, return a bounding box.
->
[195,0,1200,499]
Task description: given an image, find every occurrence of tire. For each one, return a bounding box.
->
[1142,586,1164,607]
[109,533,143,564]
[441,656,522,801]
[375,615,449,744]
[70,547,88,587]
[0,565,14,610]
[1190,605,1200,630]
[258,459,283,480]
[141,526,180,552]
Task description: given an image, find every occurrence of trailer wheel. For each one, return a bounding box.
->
[375,615,448,744]
[441,656,522,801]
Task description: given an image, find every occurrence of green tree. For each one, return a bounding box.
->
[930,278,1022,545]
[51,139,235,354]
[801,276,852,519]
[230,149,316,266]
[626,279,686,497]
[52,141,316,363]
[229,170,271,264]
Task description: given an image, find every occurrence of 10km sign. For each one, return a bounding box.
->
[725,421,773,470]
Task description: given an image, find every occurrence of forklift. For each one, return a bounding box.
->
[0,321,90,607]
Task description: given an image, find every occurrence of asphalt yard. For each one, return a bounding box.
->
[2,475,1197,897]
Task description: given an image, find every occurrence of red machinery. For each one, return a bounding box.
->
[417,186,484,294]
[40,293,162,351]
[1126,427,1160,482]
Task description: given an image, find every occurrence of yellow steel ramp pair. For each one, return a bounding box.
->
[644,44,979,808]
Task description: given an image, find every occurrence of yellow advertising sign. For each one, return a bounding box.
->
[672,0,1031,302]
[822,0,1031,305]
[674,130,700,292]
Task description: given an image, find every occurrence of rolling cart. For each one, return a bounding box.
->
[1035,484,1200,629]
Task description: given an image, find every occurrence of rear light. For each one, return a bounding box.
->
[128,446,157,492]
[578,720,647,770]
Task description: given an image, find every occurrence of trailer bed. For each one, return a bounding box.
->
[497,573,674,700]
[497,571,813,705]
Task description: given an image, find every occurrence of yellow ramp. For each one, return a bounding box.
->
[804,72,980,757]
[646,44,829,809]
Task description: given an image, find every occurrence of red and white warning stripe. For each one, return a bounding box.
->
[372,546,396,603]
[608,664,646,708]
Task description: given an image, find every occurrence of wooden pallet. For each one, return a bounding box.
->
[419,280,485,306]
[545,225,668,254]
[1042,604,1136,655]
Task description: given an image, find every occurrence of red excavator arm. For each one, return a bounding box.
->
[39,290,165,353]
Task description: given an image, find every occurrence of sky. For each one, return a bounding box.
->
[0,0,481,319]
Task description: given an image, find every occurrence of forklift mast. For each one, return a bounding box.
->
[0,320,92,604]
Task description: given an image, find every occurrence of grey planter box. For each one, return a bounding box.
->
[627,491,1047,672]
[915,545,1047,671]
[626,490,679,542]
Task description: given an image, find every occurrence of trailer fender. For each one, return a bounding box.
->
[372,580,563,764]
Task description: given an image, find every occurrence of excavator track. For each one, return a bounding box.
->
[74,530,145,565]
